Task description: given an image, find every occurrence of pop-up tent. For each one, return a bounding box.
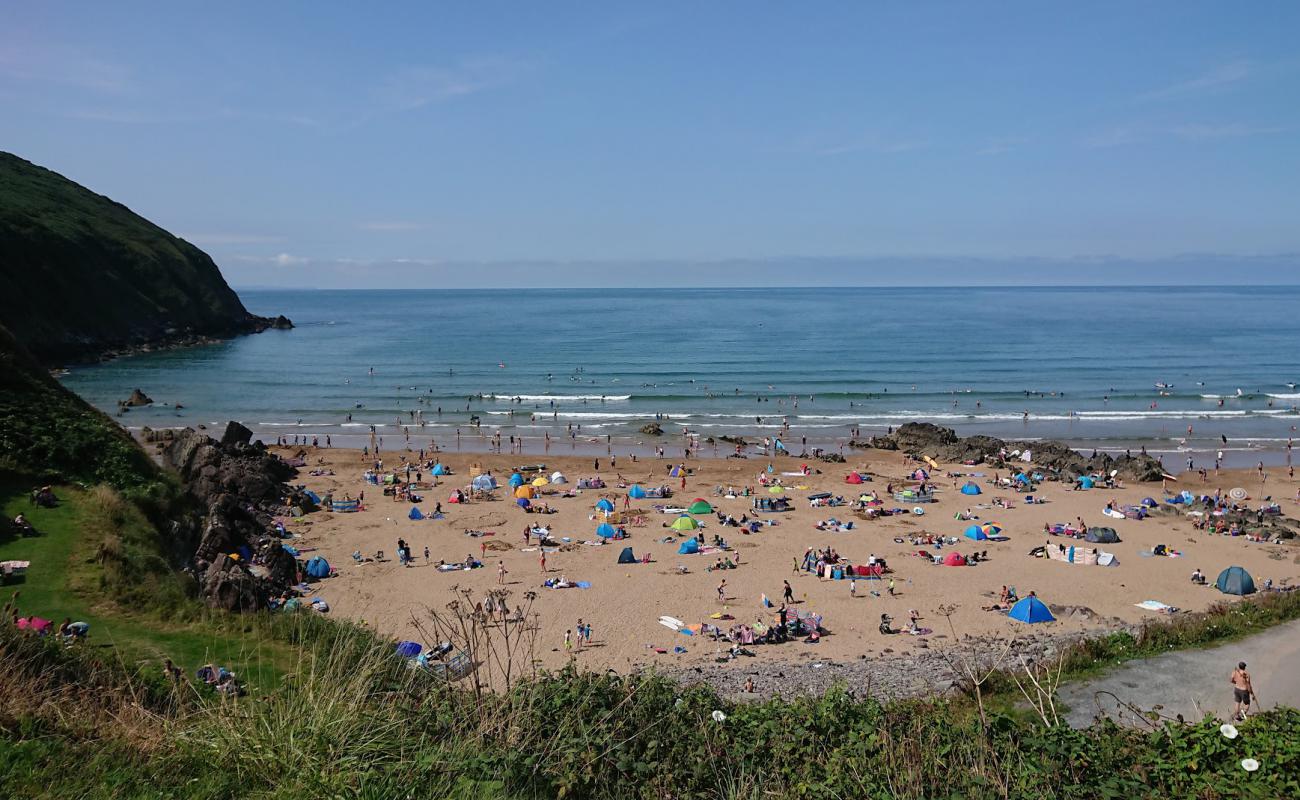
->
[508,473,525,488]
[531,477,549,488]
[1077,476,1096,489]
[596,498,615,512]
[472,474,497,491]
[677,539,700,555]
[516,498,530,509]
[1085,527,1120,544]
[628,485,648,499]
[596,523,617,538]
[515,486,536,499]
[305,556,331,580]
[408,507,425,520]
[943,552,968,566]
[1009,596,1055,623]
[671,515,700,532]
[964,524,988,541]
[846,472,865,485]
[617,546,637,564]
[960,483,982,496]
[395,641,422,658]
[1216,566,1257,596]
[550,471,567,484]
[431,463,448,476]
[688,499,714,514]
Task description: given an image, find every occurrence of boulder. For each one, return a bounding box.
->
[202,557,265,612]
[270,315,295,330]
[221,420,253,447]
[640,422,664,436]
[123,388,153,406]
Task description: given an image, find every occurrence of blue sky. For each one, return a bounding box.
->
[3,2,1298,287]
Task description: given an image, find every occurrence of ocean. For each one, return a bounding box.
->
[60,286,1300,469]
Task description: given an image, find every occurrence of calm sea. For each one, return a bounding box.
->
[60,287,1300,468]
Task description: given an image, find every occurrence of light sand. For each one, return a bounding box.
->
[275,446,1300,680]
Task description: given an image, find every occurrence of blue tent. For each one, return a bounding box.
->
[617,546,637,564]
[409,507,425,520]
[960,483,982,496]
[395,641,422,658]
[304,489,322,504]
[596,523,617,538]
[516,498,531,509]
[472,474,497,490]
[1142,497,1158,508]
[431,463,448,476]
[963,524,988,541]
[305,556,331,580]
[1216,566,1257,596]
[1078,476,1095,489]
[282,544,299,557]
[508,473,525,488]
[1013,473,1030,484]
[677,539,700,555]
[629,485,648,499]
[1009,596,1055,623]
[596,498,615,512]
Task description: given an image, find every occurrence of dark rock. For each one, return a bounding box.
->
[640,422,663,436]
[270,315,295,330]
[221,420,253,447]
[123,388,153,406]
[202,556,266,611]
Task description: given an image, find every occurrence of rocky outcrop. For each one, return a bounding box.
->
[860,422,1165,482]
[639,422,663,436]
[163,425,314,610]
[122,389,153,407]
[270,315,295,330]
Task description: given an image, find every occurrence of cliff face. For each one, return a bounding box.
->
[0,151,279,365]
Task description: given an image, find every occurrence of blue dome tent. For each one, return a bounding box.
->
[596,523,617,538]
[408,507,425,520]
[508,473,525,488]
[1216,566,1256,596]
[472,474,497,490]
[431,463,448,476]
[596,498,615,512]
[1009,596,1055,623]
[963,524,988,541]
[628,485,648,499]
[617,546,637,564]
[1078,476,1095,489]
[960,483,982,496]
[305,556,331,580]
[677,539,700,555]
[395,641,422,658]
[516,498,531,509]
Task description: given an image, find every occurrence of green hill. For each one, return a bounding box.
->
[0,152,274,365]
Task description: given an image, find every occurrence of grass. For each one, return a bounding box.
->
[1,480,295,691]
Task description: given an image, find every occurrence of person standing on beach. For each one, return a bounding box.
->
[539,552,547,573]
[497,561,508,585]
[717,579,727,603]
[783,580,794,604]
[1231,662,1254,721]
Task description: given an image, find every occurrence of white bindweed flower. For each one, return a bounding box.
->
[712,710,727,722]
[1220,724,1239,739]
[1241,758,1260,772]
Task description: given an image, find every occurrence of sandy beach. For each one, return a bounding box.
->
[272,444,1300,689]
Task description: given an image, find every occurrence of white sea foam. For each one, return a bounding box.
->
[485,394,632,402]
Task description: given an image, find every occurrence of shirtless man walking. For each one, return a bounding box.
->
[1231,661,1255,721]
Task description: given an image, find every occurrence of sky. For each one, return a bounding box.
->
[3,2,1299,288]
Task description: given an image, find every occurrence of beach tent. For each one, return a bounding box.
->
[617,546,637,564]
[508,473,525,488]
[408,507,425,520]
[431,463,448,476]
[1142,497,1158,508]
[846,472,864,485]
[963,525,988,541]
[1009,596,1055,624]
[1078,476,1096,489]
[531,477,550,488]
[943,552,968,566]
[1085,527,1120,544]
[677,539,700,555]
[305,556,331,580]
[596,498,615,512]
[981,523,1003,537]
[304,489,322,505]
[472,474,497,491]
[395,641,422,658]
[669,465,685,478]
[671,515,700,532]
[550,471,567,484]
[596,523,617,538]
[688,499,714,514]
[768,486,785,494]
[911,468,929,481]
[960,483,982,496]
[628,485,648,499]
[1216,566,1257,596]
[516,498,530,509]
[515,486,536,499]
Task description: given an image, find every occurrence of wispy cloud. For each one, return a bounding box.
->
[371,57,528,113]
[271,253,307,267]
[358,221,428,232]
[0,40,134,94]
[1138,60,1253,101]
[1171,122,1286,141]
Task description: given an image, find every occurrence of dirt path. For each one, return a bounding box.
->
[1059,617,1300,728]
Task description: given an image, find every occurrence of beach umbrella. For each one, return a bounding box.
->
[1229,487,1248,501]
[981,523,1003,537]
[596,523,617,538]
[532,477,549,488]
[596,498,615,512]
[688,499,714,514]
[671,515,700,532]
[508,473,524,488]
[1009,597,1055,624]
[963,524,988,541]
[516,498,531,509]
[628,485,648,499]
